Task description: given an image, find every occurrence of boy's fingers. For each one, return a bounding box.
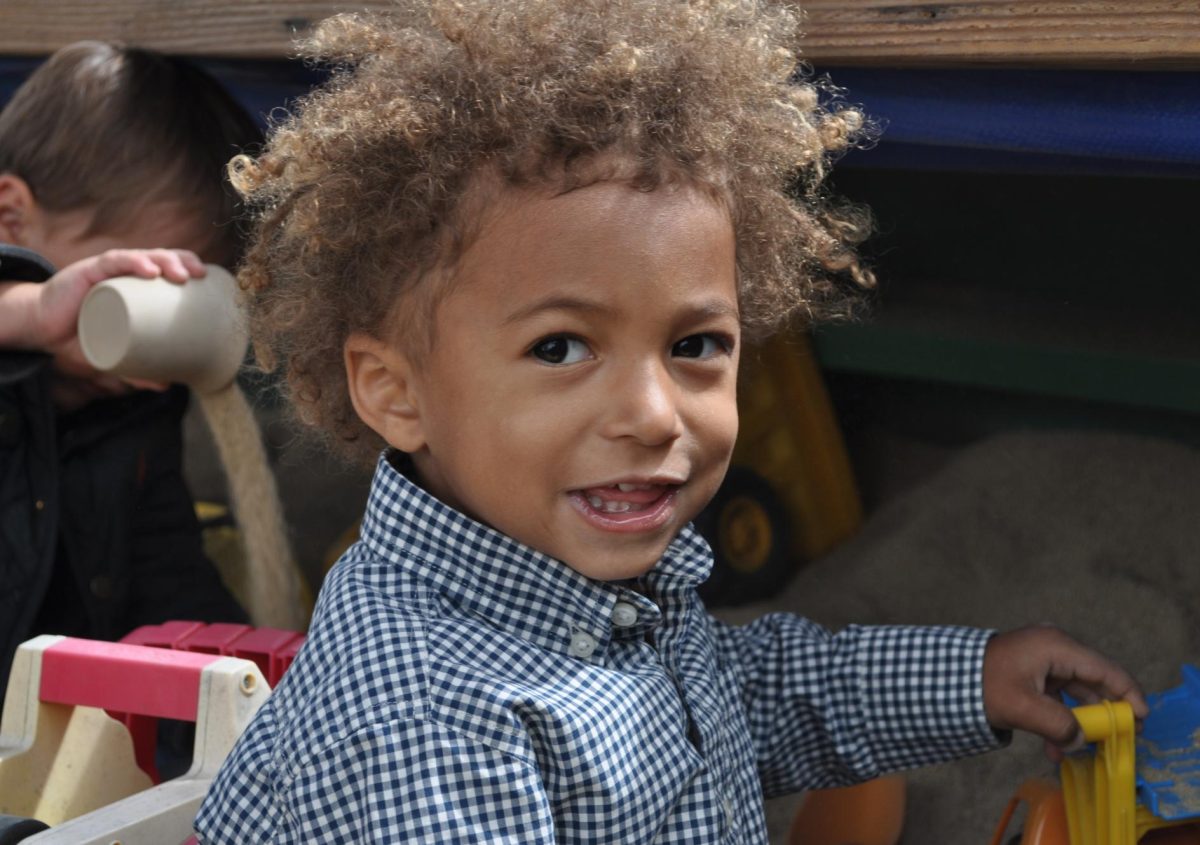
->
[82,248,206,285]
[1052,647,1148,718]
[140,249,187,282]
[1035,625,1148,717]
[1103,675,1148,718]
[180,251,207,277]
[91,249,161,281]
[1043,730,1088,764]
[1018,692,1082,749]
[1057,681,1101,706]
[1060,678,1147,719]
[144,248,205,283]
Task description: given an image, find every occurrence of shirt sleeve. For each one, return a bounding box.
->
[709,615,1004,797]
[198,715,558,844]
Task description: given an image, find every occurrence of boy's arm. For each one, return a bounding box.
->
[196,714,557,844]
[710,615,1000,797]
[0,279,46,348]
[0,248,203,388]
[710,615,1146,797]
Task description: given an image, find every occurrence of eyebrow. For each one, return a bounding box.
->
[502,294,740,326]
[678,298,741,323]
[502,295,616,325]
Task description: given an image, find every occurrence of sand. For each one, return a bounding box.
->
[718,429,1200,843]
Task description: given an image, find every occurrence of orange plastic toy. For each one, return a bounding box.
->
[788,776,906,845]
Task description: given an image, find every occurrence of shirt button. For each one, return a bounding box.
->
[568,631,597,659]
[722,795,735,827]
[611,601,638,627]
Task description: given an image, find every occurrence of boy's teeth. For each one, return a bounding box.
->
[582,493,638,513]
[617,483,638,492]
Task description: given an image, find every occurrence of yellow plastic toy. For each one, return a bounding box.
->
[992,667,1200,845]
[695,332,863,604]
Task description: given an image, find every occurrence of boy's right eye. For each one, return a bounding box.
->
[530,336,592,365]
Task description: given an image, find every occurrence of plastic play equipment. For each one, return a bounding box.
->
[992,667,1200,845]
[76,266,308,630]
[115,621,304,784]
[787,775,906,845]
[0,634,271,844]
[696,333,863,606]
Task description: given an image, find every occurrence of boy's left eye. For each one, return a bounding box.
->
[672,334,731,359]
[530,335,593,365]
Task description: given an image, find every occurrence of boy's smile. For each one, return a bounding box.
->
[362,177,740,581]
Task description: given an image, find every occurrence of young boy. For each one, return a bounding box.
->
[0,41,257,693]
[196,2,1145,841]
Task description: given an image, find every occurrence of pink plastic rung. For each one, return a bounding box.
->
[276,636,304,678]
[229,627,304,687]
[103,623,308,782]
[40,639,220,722]
[177,622,254,655]
[120,620,205,650]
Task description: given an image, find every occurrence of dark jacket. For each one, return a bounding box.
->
[0,245,245,691]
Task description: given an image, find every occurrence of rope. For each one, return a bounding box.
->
[197,384,308,630]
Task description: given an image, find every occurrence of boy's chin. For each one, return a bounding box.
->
[560,542,671,583]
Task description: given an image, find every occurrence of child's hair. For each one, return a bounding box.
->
[231,0,876,464]
[0,41,261,265]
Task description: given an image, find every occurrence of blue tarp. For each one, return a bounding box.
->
[4,56,1199,177]
[825,67,1200,178]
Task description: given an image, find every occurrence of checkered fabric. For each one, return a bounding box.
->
[195,453,1001,843]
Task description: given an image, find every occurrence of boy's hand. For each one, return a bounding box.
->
[983,624,1148,762]
[32,249,206,406]
[36,248,205,355]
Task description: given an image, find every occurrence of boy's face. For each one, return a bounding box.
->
[400,179,740,580]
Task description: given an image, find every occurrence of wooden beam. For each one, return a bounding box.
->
[799,2,1200,67]
[1,1,1198,66]
[0,2,394,59]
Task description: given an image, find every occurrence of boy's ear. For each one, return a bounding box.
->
[0,173,37,245]
[344,333,427,453]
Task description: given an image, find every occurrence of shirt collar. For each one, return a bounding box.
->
[358,452,713,661]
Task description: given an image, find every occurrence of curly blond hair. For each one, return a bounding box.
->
[232,0,875,463]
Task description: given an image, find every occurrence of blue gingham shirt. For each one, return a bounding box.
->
[196,454,1001,843]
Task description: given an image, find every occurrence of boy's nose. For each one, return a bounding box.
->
[601,361,684,446]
